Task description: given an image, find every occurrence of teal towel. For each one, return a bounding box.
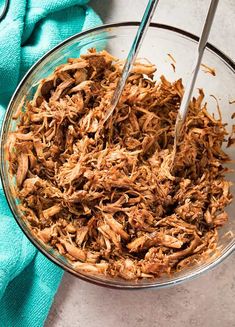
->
[0,1,102,326]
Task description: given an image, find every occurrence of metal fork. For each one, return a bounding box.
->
[102,0,160,125]
[173,0,219,157]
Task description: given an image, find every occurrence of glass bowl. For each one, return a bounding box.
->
[1,22,234,289]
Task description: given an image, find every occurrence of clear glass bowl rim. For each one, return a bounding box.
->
[0,22,234,289]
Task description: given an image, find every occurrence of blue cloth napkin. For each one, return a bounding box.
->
[0,1,102,326]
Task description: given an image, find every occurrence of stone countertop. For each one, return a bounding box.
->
[45,1,235,326]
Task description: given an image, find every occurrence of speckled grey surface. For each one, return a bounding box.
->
[46,256,235,327]
[45,1,235,326]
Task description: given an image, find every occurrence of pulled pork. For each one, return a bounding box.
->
[6,49,232,280]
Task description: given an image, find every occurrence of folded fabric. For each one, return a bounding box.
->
[0,1,102,326]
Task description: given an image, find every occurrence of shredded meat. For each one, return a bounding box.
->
[201,63,216,76]
[6,49,233,280]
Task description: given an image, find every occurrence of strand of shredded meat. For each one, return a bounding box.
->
[6,49,233,280]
